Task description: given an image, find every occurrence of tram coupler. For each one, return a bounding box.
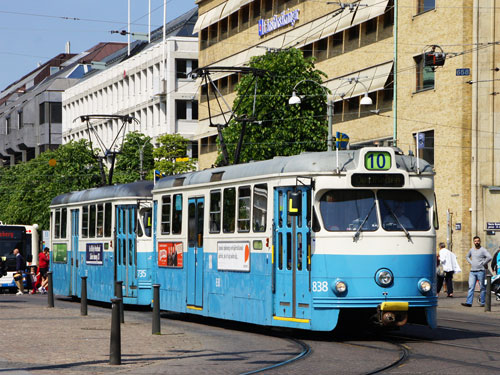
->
[376,302,408,327]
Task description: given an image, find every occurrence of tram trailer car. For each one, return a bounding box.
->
[152,147,437,331]
[50,181,154,305]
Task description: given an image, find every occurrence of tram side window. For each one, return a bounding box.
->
[209,190,221,233]
[104,203,112,237]
[238,186,251,232]
[89,204,96,237]
[253,184,267,232]
[161,195,171,235]
[319,190,378,231]
[172,194,182,234]
[97,204,104,237]
[223,187,236,233]
[61,208,67,238]
[82,205,89,238]
[54,209,61,239]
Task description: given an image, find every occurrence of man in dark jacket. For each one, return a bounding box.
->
[13,248,25,295]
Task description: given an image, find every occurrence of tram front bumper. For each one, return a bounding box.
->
[376,302,408,327]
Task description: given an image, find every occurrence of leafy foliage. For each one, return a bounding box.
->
[152,133,197,176]
[217,48,328,165]
[113,131,154,183]
[0,140,102,230]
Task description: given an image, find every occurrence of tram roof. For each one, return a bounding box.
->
[50,180,154,206]
[154,149,432,190]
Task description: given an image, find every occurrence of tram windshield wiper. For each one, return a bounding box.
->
[382,201,412,241]
[353,201,376,242]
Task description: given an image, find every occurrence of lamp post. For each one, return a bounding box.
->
[289,78,373,154]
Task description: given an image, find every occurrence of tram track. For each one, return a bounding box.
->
[240,337,311,375]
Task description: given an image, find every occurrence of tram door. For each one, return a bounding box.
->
[116,205,137,298]
[187,197,204,307]
[274,187,312,320]
[70,209,80,296]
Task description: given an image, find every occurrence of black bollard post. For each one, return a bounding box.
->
[47,271,54,308]
[115,280,124,323]
[109,298,122,365]
[485,274,492,312]
[81,276,88,316]
[152,284,161,335]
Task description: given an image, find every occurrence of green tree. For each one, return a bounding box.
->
[152,134,197,176]
[0,140,102,229]
[217,48,328,165]
[113,131,154,183]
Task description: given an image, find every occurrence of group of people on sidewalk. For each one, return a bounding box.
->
[437,236,499,307]
[13,247,50,295]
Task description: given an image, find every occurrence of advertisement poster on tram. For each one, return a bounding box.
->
[53,243,67,263]
[86,243,103,265]
[217,241,250,272]
[158,242,183,268]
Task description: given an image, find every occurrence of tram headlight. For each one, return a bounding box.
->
[375,269,393,287]
[418,279,432,294]
[334,280,347,295]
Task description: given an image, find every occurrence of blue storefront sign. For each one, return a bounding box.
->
[258,9,300,37]
[86,243,103,265]
[486,222,500,230]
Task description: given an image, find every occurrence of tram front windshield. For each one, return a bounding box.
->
[320,190,378,231]
[379,190,430,231]
[320,189,430,232]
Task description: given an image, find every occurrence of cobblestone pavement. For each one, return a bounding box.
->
[0,290,498,374]
[0,294,295,374]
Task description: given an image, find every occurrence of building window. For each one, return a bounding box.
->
[414,130,434,166]
[176,59,198,79]
[417,0,435,14]
[6,117,11,134]
[176,100,198,120]
[39,102,62,124]
[415,55,435,91]
[18,111,23,129]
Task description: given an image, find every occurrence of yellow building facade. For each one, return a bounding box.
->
[193,0,500,288]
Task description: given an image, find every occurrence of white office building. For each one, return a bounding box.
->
[62,8,199,155]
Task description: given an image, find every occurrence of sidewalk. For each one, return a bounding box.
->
[0,295,203,374]
[436,290,500,315]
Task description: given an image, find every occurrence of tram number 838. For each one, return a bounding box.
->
[312,281,329,292]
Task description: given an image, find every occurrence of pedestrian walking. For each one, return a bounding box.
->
[13,248,25,295]
[37,247,50,294]
[462,236,492,307]
[437,242,461,297]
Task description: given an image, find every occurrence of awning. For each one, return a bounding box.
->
[220,0,240,20]
[324,61,393,101]
[193,2,226,33]
[351,0,390,27]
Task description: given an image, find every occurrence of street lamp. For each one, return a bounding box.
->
[289,78,373,154]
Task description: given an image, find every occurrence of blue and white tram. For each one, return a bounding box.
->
[152,147,437,331]
[50,181,154,305]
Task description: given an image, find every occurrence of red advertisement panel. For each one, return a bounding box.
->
[158,242,183,268]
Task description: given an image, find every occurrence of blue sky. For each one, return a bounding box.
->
[0,0,196,91]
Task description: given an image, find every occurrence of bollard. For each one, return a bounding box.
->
[109,298,122,365]
[115,280,124,323]
[47,271,54,308]
[485,274,492,312]
[152,284,161,335]
[81,276,88,316]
